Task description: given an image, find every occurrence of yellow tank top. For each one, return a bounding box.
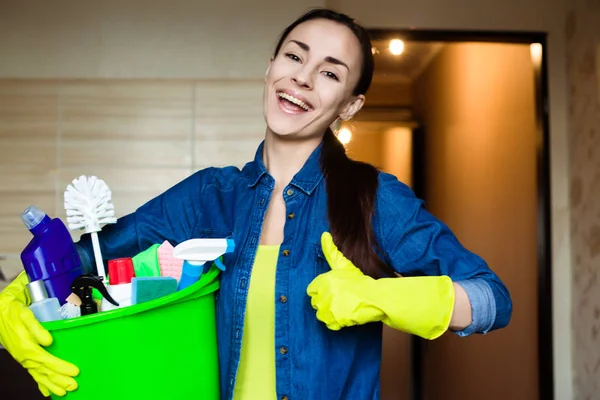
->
[232,245,280,400]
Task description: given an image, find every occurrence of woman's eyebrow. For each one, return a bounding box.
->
[289,40,350,71]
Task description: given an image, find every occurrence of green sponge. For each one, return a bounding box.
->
[131,276,178,305]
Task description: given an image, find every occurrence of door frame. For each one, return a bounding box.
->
[366,28,553,400]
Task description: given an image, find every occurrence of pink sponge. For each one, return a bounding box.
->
[157,240,184,282]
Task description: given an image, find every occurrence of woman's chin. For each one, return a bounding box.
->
[265,116,330,142]
[265,119,299,138]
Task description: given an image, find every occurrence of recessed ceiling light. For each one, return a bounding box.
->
[389,39,405,56]
[530,43,543,63]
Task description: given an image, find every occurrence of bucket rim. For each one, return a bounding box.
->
[42,265,220,332]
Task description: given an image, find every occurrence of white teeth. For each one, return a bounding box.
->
[277,92,311,111]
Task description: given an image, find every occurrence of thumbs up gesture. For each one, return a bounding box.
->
[306,232,385,331]
[306,232,456,339]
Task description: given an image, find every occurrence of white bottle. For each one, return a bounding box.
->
[27,280,62,322]
[101,258,134,312]
[101,284,132,311]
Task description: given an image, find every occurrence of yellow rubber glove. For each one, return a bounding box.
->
[0,272,79,397]
[307,232,455,339]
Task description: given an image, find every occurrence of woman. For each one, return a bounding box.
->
[0,8,511,400]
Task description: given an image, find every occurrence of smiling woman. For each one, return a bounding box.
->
[0,7,511,400]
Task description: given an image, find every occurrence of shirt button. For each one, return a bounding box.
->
[288,212,295,219]
[286,188,294,196]
[279,295,287,303]
[282,249,290,257]
[280,346,288,355]
[260,198,266,206]
[281,396,289,400]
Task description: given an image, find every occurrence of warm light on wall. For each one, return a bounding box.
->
[337,127,352,145]
[389,39,405,56]
[530,43,543,65]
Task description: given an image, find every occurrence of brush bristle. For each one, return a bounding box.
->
[63,175,117,232]
[59,302,81,319]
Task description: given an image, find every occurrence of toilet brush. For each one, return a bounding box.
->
[64,175,117,283]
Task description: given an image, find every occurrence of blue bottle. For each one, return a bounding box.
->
[20,206,83,305]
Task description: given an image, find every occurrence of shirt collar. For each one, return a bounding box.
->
[247,140,325,195]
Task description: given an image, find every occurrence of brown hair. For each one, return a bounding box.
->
[274,8,395,278]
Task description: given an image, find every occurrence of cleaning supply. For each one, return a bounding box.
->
[157,240,184,281]
[132,243,161,277]
[64,175,117,283]
[173,238,235,290]
[20,206,84,306]
[70,274,119,316]
[0,271,80,398]
[27,279,62,323]
[101,258,135,312]
[59,294,82,320]
[306,232,455,339]
[41,264,222,400]
[131,276,178,304]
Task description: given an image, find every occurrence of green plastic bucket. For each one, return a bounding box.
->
[41,266,221,400]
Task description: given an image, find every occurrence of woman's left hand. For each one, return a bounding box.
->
[307,232,456,339]
[306,232,384,331]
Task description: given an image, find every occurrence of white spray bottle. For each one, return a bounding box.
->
[172,238,235,290]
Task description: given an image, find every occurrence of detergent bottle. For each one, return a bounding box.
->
[20,206,83,305]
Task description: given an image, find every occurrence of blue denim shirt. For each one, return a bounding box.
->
[77,141,511,400]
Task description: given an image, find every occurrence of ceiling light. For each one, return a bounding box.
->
[389,39,404,56]
[337,128,352,145]
[530,43,543,64]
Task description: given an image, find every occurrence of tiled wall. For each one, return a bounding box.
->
[0,80,265,286]
[566,0,600,398]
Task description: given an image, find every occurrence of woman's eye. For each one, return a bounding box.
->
[285,53,301,62]
[323,71,339,81]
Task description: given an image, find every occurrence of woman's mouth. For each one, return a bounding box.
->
[276,91,314,114]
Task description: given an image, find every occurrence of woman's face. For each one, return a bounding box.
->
[264,19,365,140]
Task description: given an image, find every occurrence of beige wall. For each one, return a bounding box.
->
[413,42,539,399]
[566,1,600,398]
[0,1,324,79]
[0,79,266,273]
[0,0,573,398]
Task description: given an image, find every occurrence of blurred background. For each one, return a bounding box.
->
[0,0,597,399]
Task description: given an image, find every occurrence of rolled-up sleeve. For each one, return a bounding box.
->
[374,173,512,335]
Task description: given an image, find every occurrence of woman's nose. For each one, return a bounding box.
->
[292,68,313,89]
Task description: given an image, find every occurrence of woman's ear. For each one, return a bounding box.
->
[339,95,365,121]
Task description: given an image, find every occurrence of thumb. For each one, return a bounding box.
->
[320,232,356,272]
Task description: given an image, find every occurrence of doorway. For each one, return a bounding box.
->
[339,30,552,400]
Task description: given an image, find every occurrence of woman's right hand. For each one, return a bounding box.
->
[0,272,79,397]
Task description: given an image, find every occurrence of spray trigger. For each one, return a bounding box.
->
[213,257,226,272]
[70,274,119,315]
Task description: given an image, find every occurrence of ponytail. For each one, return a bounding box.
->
[321,128,396,279]
[272,8,387,276]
